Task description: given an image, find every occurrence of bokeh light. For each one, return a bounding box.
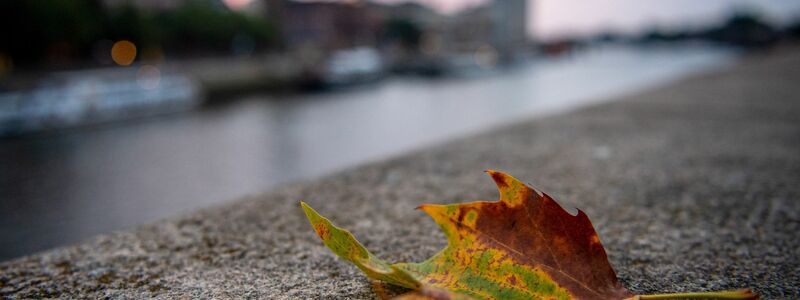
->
[136,65,161,90]
[0,53,12,76]
[111,40,137,66]
[474,44,498,68]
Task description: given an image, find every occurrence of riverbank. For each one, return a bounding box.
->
[0,44,732,262]
[2,46,799,298]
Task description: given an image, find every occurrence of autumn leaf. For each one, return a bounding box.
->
[301,170,757,300]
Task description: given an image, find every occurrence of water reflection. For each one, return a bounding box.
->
[0,45,735,260]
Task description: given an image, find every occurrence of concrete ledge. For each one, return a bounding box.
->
[2,48,799,298]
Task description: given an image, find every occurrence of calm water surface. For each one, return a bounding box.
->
[0,45,736,260]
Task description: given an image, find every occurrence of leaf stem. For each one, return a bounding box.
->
[632,289,757,299]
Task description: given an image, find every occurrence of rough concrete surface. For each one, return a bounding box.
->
[2,48,799,299]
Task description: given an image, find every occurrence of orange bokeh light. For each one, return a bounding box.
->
[111,40,137,66]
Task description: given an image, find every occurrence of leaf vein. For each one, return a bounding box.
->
[446,214,606,298]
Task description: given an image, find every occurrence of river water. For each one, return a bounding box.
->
[0,44,736,260]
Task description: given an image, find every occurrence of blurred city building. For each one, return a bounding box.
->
[273,1,382,50]
[259,0,531,67]
[491,0,528,61]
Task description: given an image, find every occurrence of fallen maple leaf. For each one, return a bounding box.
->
[301,170,756,299]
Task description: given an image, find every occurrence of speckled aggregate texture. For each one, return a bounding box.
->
[2,48,799,299]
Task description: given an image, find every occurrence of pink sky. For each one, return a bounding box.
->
[532,0,800,40]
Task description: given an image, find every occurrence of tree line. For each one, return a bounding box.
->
[0,0,278,68]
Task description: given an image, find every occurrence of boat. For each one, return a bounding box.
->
[0,66,201,136]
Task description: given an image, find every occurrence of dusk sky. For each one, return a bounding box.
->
[373,0,800,40]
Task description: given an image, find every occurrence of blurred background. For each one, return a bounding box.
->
[1,0,799,261]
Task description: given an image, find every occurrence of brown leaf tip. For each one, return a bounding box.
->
[485,169,509,188]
